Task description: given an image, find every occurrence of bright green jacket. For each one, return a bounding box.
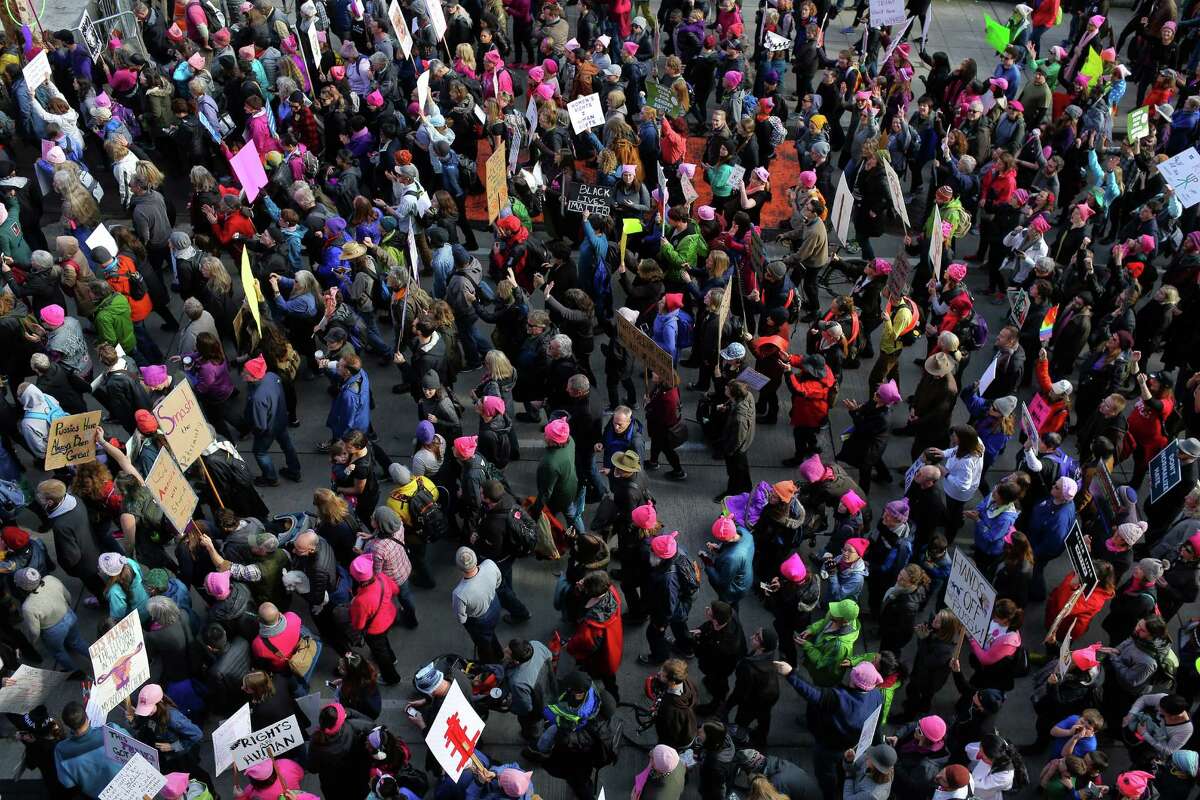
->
[659,224,710,281]
[800,616,861,687]
[93,292,136,353]
[849,652,903,724]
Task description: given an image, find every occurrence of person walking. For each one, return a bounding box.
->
[15,568,89,673]
[348,554,403,685]
[452,546,504,663]
[242,355,302,487]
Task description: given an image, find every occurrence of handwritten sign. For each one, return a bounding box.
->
[868,0,907,25]
[99,753,164,800]
[43,410,101,470]
[764,30,792,51]
[644,81,684,118]
[79,11,104,59]
[21,51,51,94]
[240,246,263,334]
[153,381,213,468]
[89,611,149,715]
[881,157,910,229]
[565,182,614,215]
[486,142,508,224]
[213,703,252,775]
[1028,392,1051,431]
[104,724,160,771]
[145,450,199,534]
[727,164,746,189]
[831,172,854,246]
[567,93,604,134]
[0,665,68,713]
[736,368,770,392]
[1089,460,1120,536]
[424,681,485,781]
[977,355,999,395]
[232,714,303,770]
[716,280,733,357]
[1064,521,1098,595]
[681,174,699,204]
[305,22,322,71]
[616,313,678,387]
[884,251,912,303]
[1157,147,1200,209]
[1150,440,1183,505]
[387,0,413,58]
[945,548,997,648]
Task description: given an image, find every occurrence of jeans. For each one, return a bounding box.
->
[133,321,163,364]
[42,609,88,671]
[496,557,530,620]
[395,580,418,625]
[253,428,302,481]
[565,495,587,536]
[456,319,491,368]
[463,596,503,662]
[441,162,464,197]
[360,311,392,356]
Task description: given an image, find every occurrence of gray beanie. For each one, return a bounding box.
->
[388,463,413,484]
[14,568,40,592]
[866,744,897,770]
[1138,557,1164,583]
[455,546,478,572]
[372,505,405,537]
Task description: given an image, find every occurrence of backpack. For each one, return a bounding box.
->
[892,297,922,346]
[675,310,695,351]
[125,266,148,301]
[490,424,513,468]
[505,504,538,557]
[24,395,68,427]
[673,551,701,598]
[0,479,25,519]
[406,482,449,543]
[1151,644,1180,689]
[1045,449,1082,483]
[957,310,988,352]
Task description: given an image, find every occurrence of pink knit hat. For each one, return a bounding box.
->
[678,163,696,179]
[946,262,968,281]
[797,453,825,482]
[798,170,816,188]
[544,418,571,445]
[712,516,737,541]
[918,715,947,745]
[480,395,505,417]
[535,83,555,101]
[39,304,64,328]
[350,553,374,582]
[697,205,715,220]
[622,41,639,55]
[188,52,206,70]
[161,773,191,800]
[845,536,870,556]
[780,552,807,582]
[876,380,902,406]
[453,435,478,459]
[650,532,678,559]
[850,662,882,689]
[205,570,231,599]
[841,492,867,515]
[632,503,657,530]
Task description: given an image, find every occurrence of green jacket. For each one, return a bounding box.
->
[659,223,710,281]
[925,197,970,241]
[800,616,860,687]
[93,292,136,352]
[511,198,533,232]
[535,439,579,515]
[0,194,30,265]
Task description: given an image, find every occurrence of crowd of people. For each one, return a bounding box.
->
[2,0,1200,796]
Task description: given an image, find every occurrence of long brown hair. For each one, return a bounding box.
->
[314,488,353,524]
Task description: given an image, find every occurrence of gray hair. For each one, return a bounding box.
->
[567,374,590,393]
[291,182,315,207]
[189,166,216,192]
[147,596,182,626]
[30,250,54,270]
[183,297,203,318]
[549,334,573,358]
[30,353,50,373]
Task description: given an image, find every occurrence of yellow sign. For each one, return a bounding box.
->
[152,382,213,468]
[240,247,262,334]
[145,451,199,534]
[619,217,644,273]
[43,411,101,471]
[486,142,508,224]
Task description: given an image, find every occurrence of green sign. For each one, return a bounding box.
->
[984,14,1011,55]
[1128,106,1150,141]
[645,81,684,118]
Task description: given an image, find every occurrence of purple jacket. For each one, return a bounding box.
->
[186,357,236,402]
[722,481,772,528]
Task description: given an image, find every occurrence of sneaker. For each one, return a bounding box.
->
[636,653,664,666]
[666,469,688,481]
[288,418,301,428]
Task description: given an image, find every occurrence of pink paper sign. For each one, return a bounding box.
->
[1028,393,1052,430]
[228,140,268,204]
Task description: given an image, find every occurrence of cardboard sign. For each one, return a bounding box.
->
[486,142,508,224]
[21,50,51,93]
[0,665,68,713]
[104,724,161,771]
[616,313,677,387]
[716,280,733,357]
[99,754,165,800]
[424,0,447,41]
[145,450,199,534]
[884,251,912,303]
[424,681,485,781]
[1128,107,1151,142]
[1064,520,1098,595]
[1020,402,1039,454]
[387,0,413,58]
[240,246,263,334]
[213,703,252,775]
[681,175,699,204]
[565,182,614,215]
[855,705,882,759]
[85,224,119,260]
[1157,147,1200,209]
[43,410,101,471]
[881,157,910,229]
[727,164,746,189]
[830,172,854,246]
[232,714,304,770]
[229,140,268,203]
[644,80,684,118]
[945,548,997,648]
[89,611,150,715]
[1149,440,1183,505]
[929,204,944,279]
[567,93,604,134]
[153,381,213,469]
[868,0,906,25]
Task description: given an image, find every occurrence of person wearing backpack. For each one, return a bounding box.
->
[348,554,403,685]
[533,418,584,535]
[1098,615,1175,733]
[476,480,534,625]
[92,246,160,363]
[640,531,698,664]
[17,383,68,461]
[477,396,515,469]
[652,293,691,365]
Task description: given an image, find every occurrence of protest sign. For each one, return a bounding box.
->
[749,229,766,272]
[1056,619,1077,677]
[1080,48,1103,87]
[417,70,433,115]
[1020,402,1039,454]
[525,96,540,135]
[388,0,413,58]
[881,158,910,229]
[945,548,998,647]
[306,22,322,70]
[22,51,50,93]
[884,252,912,302]
[855,705,882,759]
[79,11,104,59]
[1158,147,1200,208]
[229,140,268,203]
[89,611,149,714]
[145,450,200,534]
[983,14,1011,54]
[240,246,262,334]
[565,182,614,215]
[1006,288,1030,327]
[1149,440,1183,505]
[85,224,119,260]
[44,410,101,471]
[976,355,999,395]
[0,665,68,713]
[508,128,522,176]
[620,217,643,272]
[831,173,854,246]
[104,724,161,771]
[881,17,915,63]
[213,703,253,775]
[486,142,508,223]
[716,280,733,358]
[617,313,677,387]
[644,81,684,118]
[869,0,906,26]
[727,164,746,189]
[425,681,486,780]
[764,31,792,51]
[1089,460,1120,535]
[681,174,699,204]
[1028,393,1051,430]
[929,204,944,279]
[1064,521,1098,595]
[424,0,447,41]
[567,94,604,134]
[99,754,165,800]
[153,381,214,469]
[737,368,770,392]
[1128,107,1151,141]
[233,714,304,770]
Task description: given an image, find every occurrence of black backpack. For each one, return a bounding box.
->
[505,504,538,557]
[126,268,148,301]
[673,551,701,598]
[407,483,449,543]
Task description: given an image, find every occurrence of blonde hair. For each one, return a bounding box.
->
[105,137,130,161]
[54,171,101,228]
[314,488,353,524]
[201,256,232,294]
[455,43,475,70]
[707,250,730,281]
[135,160,164,189]
[597,149,618,174]
[484,349,514,381]
[747,776,788,800]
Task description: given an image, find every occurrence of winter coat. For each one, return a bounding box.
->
[786,673,883,748]
[704,531,755,604]
[655,679,699,750]
[566,586,624,677]
[800,616,860,686]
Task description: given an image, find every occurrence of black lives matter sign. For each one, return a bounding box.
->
[565,182,614,215]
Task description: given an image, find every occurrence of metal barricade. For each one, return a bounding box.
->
[74,0,146,59]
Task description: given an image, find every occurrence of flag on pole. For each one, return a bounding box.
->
[1040,305,1059,342]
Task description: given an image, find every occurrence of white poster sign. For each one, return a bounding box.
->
[387,0,413,58]
[22,51,51,93]
[104,724,161,771]
[727,164,746,189]
[306,22,322,69]
[424,0,447,41]
[424,680,486,780]
[855,705,882,759]
[567,93,604,134]
[763,31,792,51]
[85,224,119,260]
[0,665,68,713]
[417,70,433,115]
[831,172,854,246]
[881,157,910,229]
[99,754,165,800]
[976,354,1000,395]
[232,714,304,770]
[945,548,998,647]
[88,610,149,715]
[213,703,252,776]
[929,204,944,279]
[882,17,915,62]
[868,0,907,26]
[1157,147,1200,208]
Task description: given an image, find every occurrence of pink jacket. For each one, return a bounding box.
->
[970,630,1021,665]
[483,67,514,100]
[236,759,306,800]
[246,111,282,156]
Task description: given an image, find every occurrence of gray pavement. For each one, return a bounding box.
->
[2,0,1154,797]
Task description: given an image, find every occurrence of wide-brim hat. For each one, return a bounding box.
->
[612,449,641,473]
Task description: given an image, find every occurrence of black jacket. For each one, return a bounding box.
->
[695,617,747,679]
[48,499,103,579]
[93,368,154,433]
[294,537,341,610]
[725,650,781,715]
[654,679,699,750]
[206,638,253,714]
[35,363,91,415]
[892,728,951,800]
[476,493,517,563]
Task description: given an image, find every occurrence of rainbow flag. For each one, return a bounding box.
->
[1040,305,1059,342]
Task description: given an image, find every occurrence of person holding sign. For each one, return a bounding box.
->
[958,599,1025,694]
[124,684,211,789]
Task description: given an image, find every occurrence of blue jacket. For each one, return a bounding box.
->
[653,310,681,364]
[646,553,691,623]
[786,674,883,748]
[327,368,371,438]
[600,417,647,469]
[827,560,868,603]
[1028,497,1077,560]
[705,530,755,603]
[272,276,319,319]
[246,372,288,437]
[579,219,609,290]
[55,726,124,797]
[318,238,353,294]
[972,498,1019,557]
[963,392,1013,464]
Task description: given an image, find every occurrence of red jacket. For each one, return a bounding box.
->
[1032,0,1059,29]
[1034,358,1069,435]
[1045,573,1114,639]
[211,210,257,257]
[786,366,835,428]
[251,611,304,672]
[646,384,681,432]
[566,586,623,677]
[980,167,1017,211]
[350,573,398,635]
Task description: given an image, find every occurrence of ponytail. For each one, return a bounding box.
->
[981,734,1029,789]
